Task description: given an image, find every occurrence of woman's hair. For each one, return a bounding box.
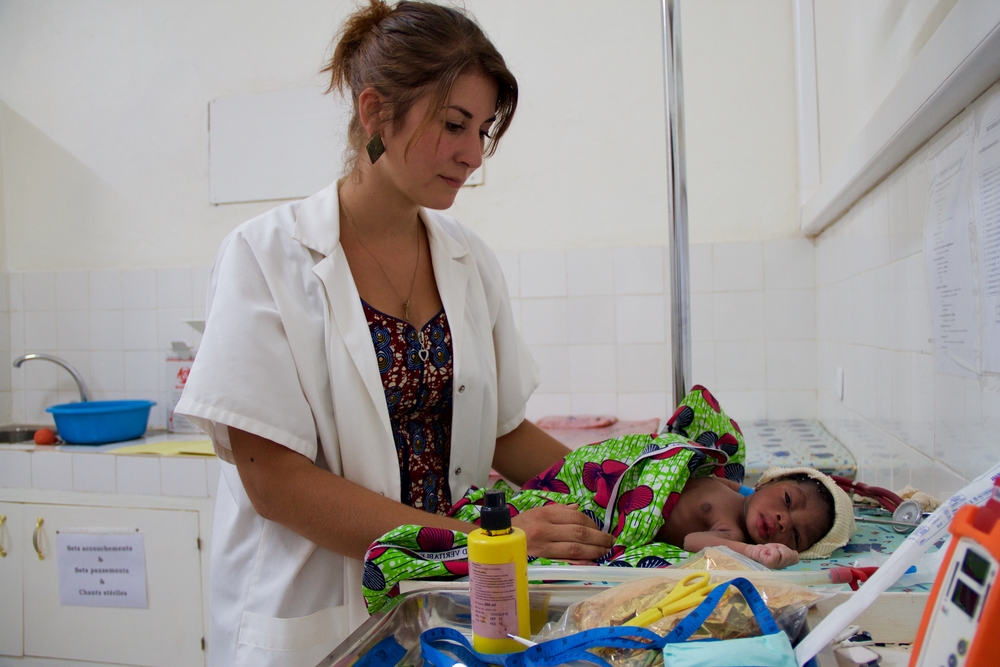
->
[323,0,518,166]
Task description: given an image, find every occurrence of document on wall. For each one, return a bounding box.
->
[57,530,148,608]
[925,123,980,377]
[973,89,1000,373]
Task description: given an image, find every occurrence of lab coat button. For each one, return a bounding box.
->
[454,467,462,475]
[458,385,466,393]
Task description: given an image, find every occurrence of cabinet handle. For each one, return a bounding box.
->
[33,517,44,560]
[0,514,6,557]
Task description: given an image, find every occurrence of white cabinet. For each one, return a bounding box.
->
[0,503,24,657]
[0,493,211,667]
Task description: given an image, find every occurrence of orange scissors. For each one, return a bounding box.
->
[624,572,717,627]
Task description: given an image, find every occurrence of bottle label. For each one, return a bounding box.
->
[469,561,520,640]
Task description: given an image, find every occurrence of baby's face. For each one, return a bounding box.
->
[743,480,830,551]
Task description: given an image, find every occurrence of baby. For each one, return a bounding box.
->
[361,386,857,612]
[655,467,852,568]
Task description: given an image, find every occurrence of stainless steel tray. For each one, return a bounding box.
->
[317,584,611,667]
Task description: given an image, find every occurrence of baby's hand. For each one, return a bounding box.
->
[746,543,799,569]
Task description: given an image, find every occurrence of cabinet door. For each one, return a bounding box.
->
[0,503,23,657]
[22,504,204,667]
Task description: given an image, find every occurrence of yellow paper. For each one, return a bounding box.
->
[112,440,215,457]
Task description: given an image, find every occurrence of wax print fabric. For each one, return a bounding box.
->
[363,385,745,613]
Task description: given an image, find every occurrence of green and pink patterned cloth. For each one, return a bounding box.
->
[362,386,746,613]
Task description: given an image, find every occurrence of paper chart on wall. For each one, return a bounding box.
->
[925,123,980,377]
[973,88,1000,373]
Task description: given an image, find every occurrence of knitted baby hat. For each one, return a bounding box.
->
[755,466,856,559]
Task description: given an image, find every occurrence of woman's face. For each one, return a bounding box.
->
[378,72,499,211]
[743,480,830,552]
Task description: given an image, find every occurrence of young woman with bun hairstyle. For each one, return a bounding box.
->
[176,2,614,665]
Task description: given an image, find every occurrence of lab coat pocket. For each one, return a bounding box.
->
[236,604,350,667]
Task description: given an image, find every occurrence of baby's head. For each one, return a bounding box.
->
[746,467,856,559]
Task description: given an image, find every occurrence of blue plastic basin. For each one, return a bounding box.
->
[46,400,157,445]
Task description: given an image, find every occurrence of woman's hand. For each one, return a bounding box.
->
[745,542,799,569]
[511,503,615,562]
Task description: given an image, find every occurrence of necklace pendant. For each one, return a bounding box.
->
[404,300,410,322]
[417,331,430,362]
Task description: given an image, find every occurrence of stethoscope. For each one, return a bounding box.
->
[830,475,926,533]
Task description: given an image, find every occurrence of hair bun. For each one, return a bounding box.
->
[327,0,393,93]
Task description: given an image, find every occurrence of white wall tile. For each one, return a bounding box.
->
[764,290,815,340]
[689,243,713,293]
[765,340,816,391]
[529,345,570,394]
[116,455,162,495]
[613,247,663,295]
[714,341,766,391]
[520,250,566,298]
[21,358,58,391]
[161,457,208,497]
[714,389,767,422]
[57,311,91,351]
[123,310,158,351]
[712,292,764,341]
[0,274,10,312]
[24,311,58,350]
[712,242,763,292]
[570,392,617,416]
[691,342,716,389]
[887,167,920,261]
[569,345,617,393]
[934,374,966,476]
[10,312,24,351]
[525,393,571,421]
[567,296,616,345]
[9,273,24,313]
[89,269,123,310]
[192,266,211,317]
[72,453,117,493]
[0,312,10,352]
[495,252,519,298]
[32,450,73,490]
[90,351,125,393]
[520,299,568,345]
[690,293,714,342]
[23,273,56,311]
[616,344,667,393]
[766,390,816,420]
[125,351,161,393]
[566,248,614,296]
[615,295,665,344]
[0,450,31,488]
[122,269,158,309]
[617,393,667,422]
[157,268,193,310]
[90,309,123,351]
[906,157,930,258]
[763,238,814,290]
[56,271,90,311]
[932,461,966,499]
[158,308,197,350]
[53,350,90,395]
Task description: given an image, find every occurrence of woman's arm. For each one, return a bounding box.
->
[229,427,471,561]
[492,419,616,560]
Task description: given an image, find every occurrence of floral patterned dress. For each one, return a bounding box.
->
[363,301,454,515]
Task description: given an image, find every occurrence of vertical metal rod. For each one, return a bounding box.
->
[662,0,691,408]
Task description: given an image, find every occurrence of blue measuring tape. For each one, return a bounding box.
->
[403,578,785,667]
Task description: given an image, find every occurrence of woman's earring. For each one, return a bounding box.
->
[366,133,385,164]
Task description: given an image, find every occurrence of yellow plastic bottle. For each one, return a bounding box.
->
[467,489,531,654]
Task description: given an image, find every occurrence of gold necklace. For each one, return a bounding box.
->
[342,203,421,323]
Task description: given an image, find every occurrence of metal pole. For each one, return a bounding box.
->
[662,0,691,408]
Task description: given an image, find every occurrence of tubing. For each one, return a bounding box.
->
[527,565,855,587]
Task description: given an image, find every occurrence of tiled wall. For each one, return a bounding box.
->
[3,241,821,432]
[815,89,1000,500]
[5,268,208,428]
[502,240,817,426]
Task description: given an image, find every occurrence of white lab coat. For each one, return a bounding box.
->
[175,181,538,667]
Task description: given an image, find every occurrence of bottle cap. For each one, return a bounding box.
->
[480,489,512,532]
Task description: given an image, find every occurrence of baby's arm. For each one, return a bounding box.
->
[683,531,799,569]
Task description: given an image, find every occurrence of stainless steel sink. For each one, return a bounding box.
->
[0,425,46,443]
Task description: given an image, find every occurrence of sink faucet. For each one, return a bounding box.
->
[13,353,91,403]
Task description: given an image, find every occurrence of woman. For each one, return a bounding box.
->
[176,2,614,665]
